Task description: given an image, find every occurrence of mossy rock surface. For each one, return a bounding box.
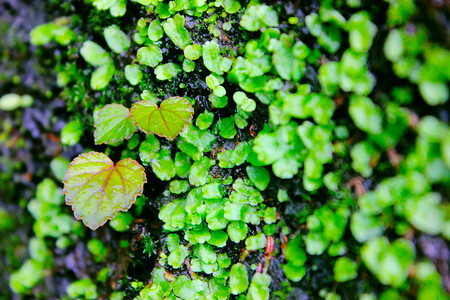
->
[1,0,449,299]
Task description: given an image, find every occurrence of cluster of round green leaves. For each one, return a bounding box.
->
[21,0,450,299]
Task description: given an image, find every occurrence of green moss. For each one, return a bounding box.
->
[6,0,450,299]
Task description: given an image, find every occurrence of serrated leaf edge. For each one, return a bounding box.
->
[130,97,194,141]
[62,151,147,230]
[94,103,136,145]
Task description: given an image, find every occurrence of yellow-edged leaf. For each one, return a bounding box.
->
[63,151,146,230]
[131,96,194,140]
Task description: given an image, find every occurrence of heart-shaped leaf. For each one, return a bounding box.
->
[131,96,194,140]
[94,104,136,145]
[63,152,147,230]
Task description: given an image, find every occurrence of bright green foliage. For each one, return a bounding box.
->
[175,152,192,178]
[282,236,307,282]
[217,141,252,168]
[30,23,54,45]
[305,205,350,255]
[196,110,214,130]
[150,147,176,180]
[80,41,115,90]
[148,19,164,41]
[104,25,130,53]
[215,116,236,139]
[270,34,307,81]
[246,166,270,191]
[404,192,445,235]
[184,44,202,60]
[137,45,163,68]
[346,11,377,53]
[414,261,449,300]
[334,257,358,282]
[263,207,276,224]
[179,124,216,153]
[197,243,216,263]
[168,245,189,268]
[183,59,196,72]
[162,14,192,50]
[189,157,212,186]
[215,0,241,13]
[202,40,232,75]
[133,0,151,5]
[383,24,449,106]
[0,93,33,111]
[362,237,415,287]
[209,94,228,108]
[386,0,416,26]
[208,230,228,247]
[20,0,450,299]
[419,81,448,106]
[350,141,377,177]
[186,226,211,245]
[36,178,63,205]
[110,212,134,231]
[30,21,76,46]
[61,120,83,146]
[80,41,111,67]
[94,104,136,145]
[170,180,190,194]
[66,278,98,299]
[9,259,45,294]
[253,123,308,179]
[139,134,161,165]
[87,238,107,262]
[349,96,383,134]
[202,183,223,199]
[172,275,202,299]
[305,12,342,53]
[154,62,182,80]
[168,0,207,13]
[90,63,115,90]
[277,90,335,125]
[29,238,52,264]
[27,178,75,238]
[229,263,249,294]
[318,62,340,96]
[91,0,127,16]
[124,64,142,85]
[245,232,267,250]
[227,221,248,243]
[338,49,376,96]
[166,233,180,252]
[131,97,194,140]
[350,211,384,243]
[247,273,271,300]
[217,253,231,268]
[207,74,227,97]
[50,157,70,182]
[233,91,256,112]
[240,4,279,31]
[63,152,147,230]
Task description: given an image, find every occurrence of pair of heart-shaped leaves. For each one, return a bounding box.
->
[65,97,194,230]
[94,96,194,144]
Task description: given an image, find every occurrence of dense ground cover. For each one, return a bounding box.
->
[0,0,449,299]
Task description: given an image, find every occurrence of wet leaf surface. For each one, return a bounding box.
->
[131,97,194,140]
[94,104,136,145]
[63,152,147,230]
